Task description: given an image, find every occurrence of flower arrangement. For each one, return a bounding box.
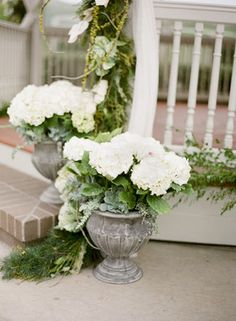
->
[7,80,108,144]
[55,132,191,233]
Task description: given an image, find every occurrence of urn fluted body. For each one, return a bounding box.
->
[32,141,65,204]
[86,211,151,284]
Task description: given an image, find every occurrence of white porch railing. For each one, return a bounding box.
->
[152,0,236,149]
[0,0,42,104]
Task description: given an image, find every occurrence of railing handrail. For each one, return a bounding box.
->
[0,19,29,33]
[154,1,236,24]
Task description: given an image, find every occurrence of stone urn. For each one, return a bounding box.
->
[31,141,65,204]
[86,210,152,284]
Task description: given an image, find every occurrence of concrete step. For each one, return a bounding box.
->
[0,164,59,245]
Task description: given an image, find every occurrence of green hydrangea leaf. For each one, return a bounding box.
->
[113,176,131,190]
[81,183,104,197]
[119,191,136,210]
[147,195,171,214]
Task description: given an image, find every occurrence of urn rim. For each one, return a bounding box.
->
[93,210,143,219]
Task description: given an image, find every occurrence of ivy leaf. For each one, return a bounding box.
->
[147,195,171,214]
[119,191,136,210]
[81,183,104,197]
[113,176,131,190]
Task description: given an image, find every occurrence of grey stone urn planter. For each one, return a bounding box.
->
[31,141,65,204]
[86,210,152,284]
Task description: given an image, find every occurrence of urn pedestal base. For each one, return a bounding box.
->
[94,257,143,284]
[40,183,63,205]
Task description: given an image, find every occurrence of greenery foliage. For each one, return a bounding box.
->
[76,0,135,132]
[0,102,9,117]
[0,230,101,281]
[184,139,236,214]
[0,0,26,24]
[16,114,86,145]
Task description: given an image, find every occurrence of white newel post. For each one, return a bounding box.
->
[22,0,43,85]
[128,0,159,137]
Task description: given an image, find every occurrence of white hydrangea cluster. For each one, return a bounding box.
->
[89,142,134,179]
[111,132,165,161]
[8,80,108,130]
[131,157,173,196]
[63,132,191,195]
[63,137,99,161]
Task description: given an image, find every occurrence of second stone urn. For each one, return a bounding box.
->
[86,210,152,284]
[31,141,65,204]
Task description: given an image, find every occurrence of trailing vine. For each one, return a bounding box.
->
[184,139,236,214]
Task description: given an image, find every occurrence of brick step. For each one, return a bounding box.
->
[0,164,59,245]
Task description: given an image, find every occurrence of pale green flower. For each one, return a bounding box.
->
[72,111,95,133]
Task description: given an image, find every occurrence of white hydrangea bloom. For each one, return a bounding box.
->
[57,202,79,232]
[92,80,108,104]
[63,137,98,161]
[8,85,47,126]
[50,80,74,88]
[112,132,165,161]
[78,91,97,114]
[89,142,134,179]
[72,111,95,133]
[164,152,191,186]
[8,81,89,127]
[131,157,172,196]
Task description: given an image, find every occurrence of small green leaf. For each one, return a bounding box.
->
[147,195,171,214]
[95,128,122,143]
[136,189,148,195]
[119,191,136,210]
[113,176,130,190]
[77,152,96,175]
[81,183,104,197]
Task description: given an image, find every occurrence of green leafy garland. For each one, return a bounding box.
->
[184,139,236,214]
[78,0,135,132]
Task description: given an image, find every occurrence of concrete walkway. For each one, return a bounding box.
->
[0,241,236,321]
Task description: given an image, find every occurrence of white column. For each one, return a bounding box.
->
[204,24,224,147]
[128,0,159,137]
[164,21,183,145]
[21,0,43,85]
[224,41,236,148]
[185,22,204,141]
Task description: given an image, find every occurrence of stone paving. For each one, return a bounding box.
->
[0,240,236,321]
[0,165,59,244]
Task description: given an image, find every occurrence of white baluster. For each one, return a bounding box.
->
[224,41,236,148]
[185,22,204,141]
[164,21,183,145]
[204,24,224,147]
